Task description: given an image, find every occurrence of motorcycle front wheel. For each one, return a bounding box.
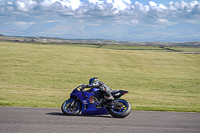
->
[108,99,131,118]
[61,99,81,116]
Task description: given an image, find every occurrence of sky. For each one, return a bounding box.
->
[0,0,200,41]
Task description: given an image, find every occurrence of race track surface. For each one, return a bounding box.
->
[0,107,200,133]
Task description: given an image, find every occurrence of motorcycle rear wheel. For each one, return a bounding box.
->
[108,99,131,118]
[61,99,81,116]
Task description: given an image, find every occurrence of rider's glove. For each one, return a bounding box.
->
[82,84,86,89]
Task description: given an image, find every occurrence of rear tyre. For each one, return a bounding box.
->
[61,99,81,116]
[108,99,131,118]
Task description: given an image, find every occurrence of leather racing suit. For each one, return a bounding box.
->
[84,82,113,100]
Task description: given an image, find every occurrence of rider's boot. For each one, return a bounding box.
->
[104,94,114,100]
[104,89,114,101]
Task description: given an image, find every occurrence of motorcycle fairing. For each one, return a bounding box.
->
[70,89,108,115]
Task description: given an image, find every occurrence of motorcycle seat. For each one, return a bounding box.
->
[111,90,120,94]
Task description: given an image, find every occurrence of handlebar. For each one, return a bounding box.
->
[75,84,85,91]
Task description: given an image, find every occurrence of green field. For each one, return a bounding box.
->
[0,41,200,112]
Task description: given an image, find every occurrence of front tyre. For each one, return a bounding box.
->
[108,99,131,118]
[61,99,81,116]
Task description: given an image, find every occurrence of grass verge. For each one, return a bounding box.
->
[0,42,200,112]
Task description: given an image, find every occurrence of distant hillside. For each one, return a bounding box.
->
[0,22,200,42]
[25,22,84,39]
[0,23,21,35]
[0,35,200,47]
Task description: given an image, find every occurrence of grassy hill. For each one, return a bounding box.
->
[0,41,200,112]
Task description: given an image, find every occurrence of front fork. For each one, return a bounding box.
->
[70,100,76,107]
[69,99,79,109]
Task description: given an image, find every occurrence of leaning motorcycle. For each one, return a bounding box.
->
[61,84,131,118]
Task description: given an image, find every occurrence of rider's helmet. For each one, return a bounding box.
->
[89,77,99,84]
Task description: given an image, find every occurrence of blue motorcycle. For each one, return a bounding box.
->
[61,84,131,118]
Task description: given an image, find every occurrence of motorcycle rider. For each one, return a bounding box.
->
[83,77,114,100]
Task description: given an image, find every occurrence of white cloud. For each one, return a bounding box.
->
[106,0,131,10]
[157,18,170,24]
[14,21,35,28]
[158,4,167,10]
[149,1,157,7]
[15,0,37,12]
[0,0,199,26]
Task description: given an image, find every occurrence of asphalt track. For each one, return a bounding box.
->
[0,107,200,133]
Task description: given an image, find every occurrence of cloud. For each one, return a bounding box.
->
[41,0,81,10]
[15,0,37,12]
[0,0,199,27]
[14,21,35,29]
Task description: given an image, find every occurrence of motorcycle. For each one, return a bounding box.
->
[61,84,131,118]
